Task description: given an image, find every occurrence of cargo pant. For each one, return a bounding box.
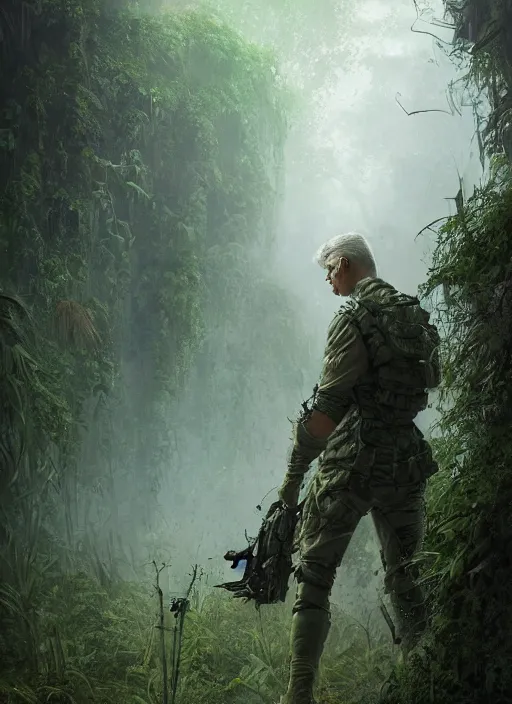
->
[282,470,426,704]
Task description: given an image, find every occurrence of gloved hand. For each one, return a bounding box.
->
[279,421,328,509]
[278,446,310,508]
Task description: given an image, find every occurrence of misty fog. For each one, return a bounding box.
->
[127,0,485,625]
[4,0,510,700]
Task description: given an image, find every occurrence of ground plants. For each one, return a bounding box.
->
[6,0,512,702]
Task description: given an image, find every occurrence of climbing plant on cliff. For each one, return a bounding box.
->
[0,0,287,525]
[0,0,294,699]
[383,156,512,704]
[382,2,512,701]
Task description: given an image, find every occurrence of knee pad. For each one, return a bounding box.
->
[293,580,330,613]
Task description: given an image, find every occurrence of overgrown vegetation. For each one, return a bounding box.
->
[384,158,512,704]
[382,2,512,702]
[5,0,512,703]
[0,1,319,701]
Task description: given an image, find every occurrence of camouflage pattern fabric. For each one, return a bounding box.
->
[283,479,426,704]
[296,466,427,627]
[282,277,440,704]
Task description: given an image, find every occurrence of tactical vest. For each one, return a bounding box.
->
[347,279,441,428]
[317,278,441,483]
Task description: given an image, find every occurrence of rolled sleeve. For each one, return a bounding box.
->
[313,311,368,424]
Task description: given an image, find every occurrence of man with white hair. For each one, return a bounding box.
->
[277,232,441,704]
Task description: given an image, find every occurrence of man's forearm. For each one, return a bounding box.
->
[304,409,338,439]
[279,420,328,507]
[286,416,330,477]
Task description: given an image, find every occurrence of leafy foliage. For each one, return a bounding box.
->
[0,561,395,704]
[0,0,290,531]
[8,1,512,703]
[383,160,512,703]
[447,0,512,161]
[0,0,316,701]
[374,4,512,701]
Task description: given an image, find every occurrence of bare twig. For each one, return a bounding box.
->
[170,564,199,704]
[395,92,454,118]
[153,561,169,704]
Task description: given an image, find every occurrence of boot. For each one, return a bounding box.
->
[281,608,331,704]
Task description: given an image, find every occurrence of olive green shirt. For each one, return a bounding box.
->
[313,282,370,424]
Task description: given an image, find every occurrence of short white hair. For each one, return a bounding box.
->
[313,232,377,277]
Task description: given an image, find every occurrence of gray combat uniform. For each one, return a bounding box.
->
[282,276,440,704]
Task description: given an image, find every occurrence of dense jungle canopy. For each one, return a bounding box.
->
[1,0,512,703]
